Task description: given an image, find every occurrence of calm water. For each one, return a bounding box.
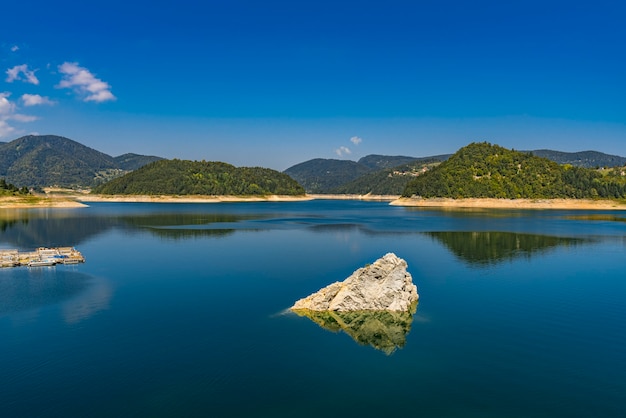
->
[1,200,625,417]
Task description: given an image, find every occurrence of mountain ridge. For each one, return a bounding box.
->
[0,135,162,188]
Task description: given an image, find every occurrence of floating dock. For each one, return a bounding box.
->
[0,247,85,268]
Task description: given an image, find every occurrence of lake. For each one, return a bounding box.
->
[1,200,625,417]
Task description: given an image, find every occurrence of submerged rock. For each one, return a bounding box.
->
[291,253,418,312]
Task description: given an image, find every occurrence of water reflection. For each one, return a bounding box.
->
[292,306,417,355]
[0,210,256,247]
[0,269,112,323]
[62,277,113,324]
[427,231,586,266]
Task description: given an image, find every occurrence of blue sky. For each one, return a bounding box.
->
[1,0,624,170]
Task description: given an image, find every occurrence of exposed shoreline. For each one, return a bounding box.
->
[2,194,626,210]
[77,194,314,203]
[389,197,626,210]
[0,196,87,209]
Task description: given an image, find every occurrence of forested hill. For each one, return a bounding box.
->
[283,158,372,193]
[0,135,162,187]
[402,142,626,199]
[92,159,306,196]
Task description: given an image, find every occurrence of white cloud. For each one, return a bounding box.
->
[57,62,116,103]
[11,114,38,122]
[350,136,362,145]
[0,92,38,139]
[0,120,15,137]
[0,92,16,116]
[11,45,19,52]
[5,64,39,85]
[335,146,351,157]
[21,94,56,106]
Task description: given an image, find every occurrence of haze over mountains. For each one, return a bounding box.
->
[1,134,625,193]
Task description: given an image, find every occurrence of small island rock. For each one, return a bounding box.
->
[291,253,418,312]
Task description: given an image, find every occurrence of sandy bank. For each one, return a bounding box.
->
[78,194,313,203]
[0,196,87,209]
[308,194,400,201]
[390,197,626,210]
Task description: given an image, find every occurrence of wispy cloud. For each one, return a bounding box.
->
[350,136,362,145]
[0,92,16,115]
[57,62,116,103]
[11,45,19,52]
[0,120,15,137]
[335,146,351,157]
[0,92,38,138]
[21,94,56,107]
[5,64,39,85]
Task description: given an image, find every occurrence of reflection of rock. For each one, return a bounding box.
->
[291,253,418,312]
[293,308,416,354]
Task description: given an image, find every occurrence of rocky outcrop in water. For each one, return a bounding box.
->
[291,253,418,312]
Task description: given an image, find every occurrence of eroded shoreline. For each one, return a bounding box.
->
[2,194,626,210]
[389,197,626,210]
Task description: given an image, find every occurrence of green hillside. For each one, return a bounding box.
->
[402,142,626,199]
[330,159,441,195]
[92,159,305,196]
[0,135,162,188]
[283,158,372,193]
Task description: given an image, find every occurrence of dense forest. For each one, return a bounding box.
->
[92,159,306,196]
[402,142,626,199]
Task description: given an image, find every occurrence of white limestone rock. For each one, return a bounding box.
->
[291,253,418,312]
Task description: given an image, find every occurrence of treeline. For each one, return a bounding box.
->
[0,178,29,196]
[402,142,626,199]
[92,159,306,196]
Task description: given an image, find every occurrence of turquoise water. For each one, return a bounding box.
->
[1,201,625,417]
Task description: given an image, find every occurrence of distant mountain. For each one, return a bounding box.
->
[283,158,373,193]
[529,150,626,168]
[113,153,162,171]
[402,142,626,199]
[331,158,443,195]
[357,155,419,170]
[0,135,163,188]
[284,154,450,193]
[92,159,305,196]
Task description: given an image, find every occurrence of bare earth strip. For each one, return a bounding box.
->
[390,197,626,210]
[0,196,87,209]
[3,194,626,210]
[78,195,314,203]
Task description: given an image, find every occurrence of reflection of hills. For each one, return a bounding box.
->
[427,231,585,266]
[0,211,116,249]
[118,213,245,240]
[293,307,417,355]
[0,211,250,248]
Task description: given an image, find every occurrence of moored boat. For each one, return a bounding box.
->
[27,258,57,267]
